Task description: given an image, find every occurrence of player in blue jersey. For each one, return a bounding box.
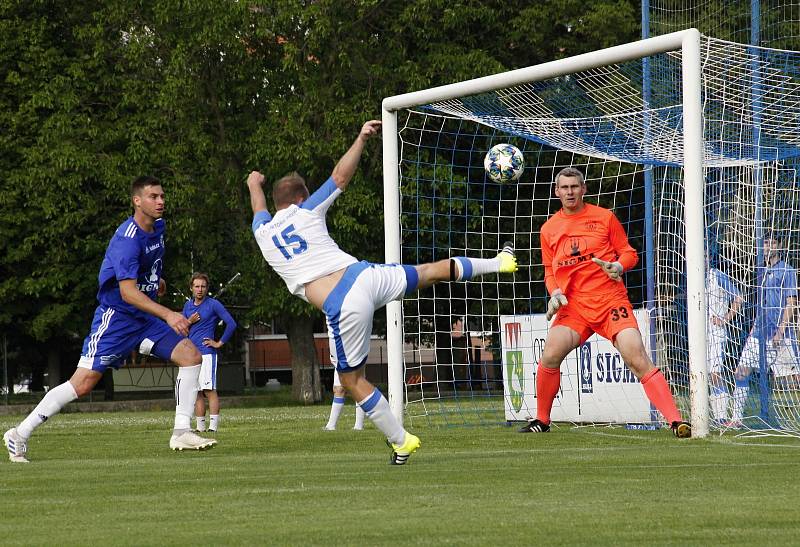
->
[4,176,216,463]
[731,233,800,426]
[183,272,237,432]
[247,120,518,464]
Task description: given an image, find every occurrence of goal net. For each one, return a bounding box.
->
[381,30,800,438]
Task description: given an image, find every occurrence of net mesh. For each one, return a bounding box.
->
[393,35,800,436]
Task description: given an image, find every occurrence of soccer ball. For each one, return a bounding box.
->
[484,143,524,183]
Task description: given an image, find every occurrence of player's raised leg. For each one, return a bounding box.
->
[412,242,517,291]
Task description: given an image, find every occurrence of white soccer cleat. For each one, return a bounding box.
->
[169,431,217,451]
[4,427,30,463]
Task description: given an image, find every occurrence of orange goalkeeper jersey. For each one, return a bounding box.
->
[540,203,638,298]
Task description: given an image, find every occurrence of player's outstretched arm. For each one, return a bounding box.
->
[120,279,191,336]
[331,120,381,190]
[247,171,268,214]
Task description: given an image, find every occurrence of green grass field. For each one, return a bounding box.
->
[2,404,800,546]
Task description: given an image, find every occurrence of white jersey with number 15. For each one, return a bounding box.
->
[252,176,358,301]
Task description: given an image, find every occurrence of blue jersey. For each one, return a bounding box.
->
[96,216,165,318]
[756,259,798,340]
[182,297,237,355]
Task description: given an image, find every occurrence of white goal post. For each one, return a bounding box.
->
[382,29,707,437]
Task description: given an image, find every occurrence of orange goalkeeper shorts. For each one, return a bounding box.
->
[553,291,639,344]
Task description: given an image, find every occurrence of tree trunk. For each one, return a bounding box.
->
[285,315,322,404]
[47,348,61,390]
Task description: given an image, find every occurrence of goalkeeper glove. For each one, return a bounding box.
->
[591,257,623,281]
[546,289,568,321]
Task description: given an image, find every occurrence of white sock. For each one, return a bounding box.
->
[325,397,345,429]
[452,256,501,281]
[195,416,207,432]
[732,385,748,422]
[710,388,729,421]
[359,389,405,445]
[17,382,78,440]
[174,365,201,433]
[209,414,219,430]
[354,405,365,430]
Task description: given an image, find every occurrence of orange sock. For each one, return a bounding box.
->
[640,368,682,423]
[536,363,561,424]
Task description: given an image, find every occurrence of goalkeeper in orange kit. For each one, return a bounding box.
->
[518,167,691,438]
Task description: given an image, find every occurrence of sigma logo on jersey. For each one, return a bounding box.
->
[138,259,162,293]
[557,236,595,267]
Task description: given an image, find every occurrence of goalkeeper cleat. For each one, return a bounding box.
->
[170,431,217,451]
[671,421,692,438]
[4,427,29,463]
[518,419,551,433]
[497,241,518,273]
[389,432,420,465]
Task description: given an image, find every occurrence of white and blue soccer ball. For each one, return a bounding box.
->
[484,143,524,183]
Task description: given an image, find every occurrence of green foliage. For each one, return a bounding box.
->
[0,0,642,380]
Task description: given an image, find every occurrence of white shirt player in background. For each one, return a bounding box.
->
[247,120,517,464]
[706,266,743,424]
[323,369,366,431]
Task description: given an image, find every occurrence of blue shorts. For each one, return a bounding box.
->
[323,261,417,372]
[77,305,184,372]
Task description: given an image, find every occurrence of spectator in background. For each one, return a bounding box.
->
[183,273,237,433]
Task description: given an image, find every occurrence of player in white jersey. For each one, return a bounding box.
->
[248,120,517,464]
[706,266,743,424]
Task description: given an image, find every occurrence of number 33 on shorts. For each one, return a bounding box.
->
[609,306,630,321]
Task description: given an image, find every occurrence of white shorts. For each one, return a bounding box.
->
[198,353,218,391]
[322,261,415,372]
[707,326,727,374]
[739,335,799,378]
[333,369,341,387]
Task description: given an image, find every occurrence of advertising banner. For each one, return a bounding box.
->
[501,310,658,424]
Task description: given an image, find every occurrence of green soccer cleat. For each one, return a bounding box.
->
[389,432,421,465]
[497,241,518,273]
[672,421,692,438]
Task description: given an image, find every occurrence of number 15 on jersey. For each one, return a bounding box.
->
[272,224,308,260]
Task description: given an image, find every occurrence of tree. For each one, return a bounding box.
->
[0,0,641,401]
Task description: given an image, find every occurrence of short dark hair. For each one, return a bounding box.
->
[763,230,782,242]
[130,175,161,197]
[190,272,210,288]
[554,167,585,185]
[272,172,309,208]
